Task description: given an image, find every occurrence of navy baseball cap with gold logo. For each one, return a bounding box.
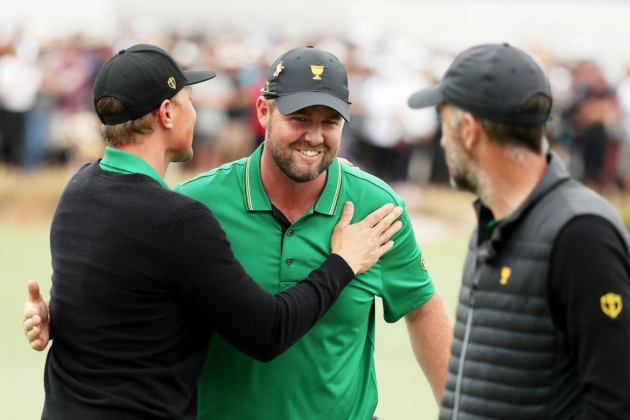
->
[94,44,216,125]
[408,43,552,126]
[261,46,351,121]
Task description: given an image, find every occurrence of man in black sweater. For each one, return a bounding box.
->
[21,44,402,420]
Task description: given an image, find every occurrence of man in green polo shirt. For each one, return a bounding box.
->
[174,47,452,420]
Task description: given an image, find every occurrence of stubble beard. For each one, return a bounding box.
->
[445,134,481,196]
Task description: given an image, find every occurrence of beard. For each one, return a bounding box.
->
[444,133,480,195]
[265,119,338,183]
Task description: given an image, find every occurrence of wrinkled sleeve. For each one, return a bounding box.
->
[380,207,434,323]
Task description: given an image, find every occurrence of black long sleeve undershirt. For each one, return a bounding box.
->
[549,215,630,420]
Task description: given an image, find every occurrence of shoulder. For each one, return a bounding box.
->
[174,157,248,194]
[551,215,630,289]
[555,215,628,253]
[138,183,212,220]
[340,165,405,207]
[65,161,99,183]
[553,180,619,219]
[531,179,628,244]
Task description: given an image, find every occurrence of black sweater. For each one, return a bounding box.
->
[43,162,354,420]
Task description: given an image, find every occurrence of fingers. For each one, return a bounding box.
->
[23,295,41,322]
[23,280,49,351]
[23,315,42,333]
[376,240,395,259]
[27,279,42,303]
[379,220,403,244]
[336,202,355,230]
[24,314,48,351]
[24,314,44,349]
[23,301,38,320]
[30,339,47,352]
[371,205,403,235]
[337,157,355,168]
[25,324,41,343]
[361,203,395,228]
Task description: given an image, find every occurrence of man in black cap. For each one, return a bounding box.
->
[22,44,405,420]
[409,43,630,419]
[167,46,452,420]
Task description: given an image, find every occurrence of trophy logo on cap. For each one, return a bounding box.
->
[167,77,177,89]
[310,65,324,80]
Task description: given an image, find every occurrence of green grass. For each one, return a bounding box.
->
[0,222,467,420]
[1,224,53,420]
[373,240,467,419]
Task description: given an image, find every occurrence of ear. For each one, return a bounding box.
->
[256,96,270,130]
[460,112,481,151]
[155,99,174,130]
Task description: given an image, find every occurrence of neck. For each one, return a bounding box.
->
[260,149,327,223]
[477,146,547,220]
[117,136,170,178]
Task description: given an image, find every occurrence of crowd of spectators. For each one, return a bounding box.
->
[1,22,630,193]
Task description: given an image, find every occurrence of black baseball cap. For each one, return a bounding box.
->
[408,43,552,126]
[94,44,217,125]
[261,46,351,121]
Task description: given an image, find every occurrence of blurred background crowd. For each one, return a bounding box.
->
[2,14,630,194]
[3,5,630,418]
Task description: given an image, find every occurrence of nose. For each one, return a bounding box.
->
[303,122,324,145]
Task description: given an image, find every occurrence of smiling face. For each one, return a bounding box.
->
[262,100,344,183]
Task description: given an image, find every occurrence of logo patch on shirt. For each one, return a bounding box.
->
[420,255,427,271]
[601,293,623,319]
[499,266,511,285]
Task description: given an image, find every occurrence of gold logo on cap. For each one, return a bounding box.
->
[274,61,284,78]
[601,292,623,319]
[263,81,270,93]
[167,77,176,89]
[310,65,324,80]
[499,266,511,285]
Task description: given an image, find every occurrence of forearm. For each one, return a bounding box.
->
[221,254,355,362]
[170,209,356,362]
[405,290,452,405]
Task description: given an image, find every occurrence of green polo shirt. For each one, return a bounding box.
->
[99,146,170,189]
[175,143,435,420]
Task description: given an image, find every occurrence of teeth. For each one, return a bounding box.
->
[298,150,320,157]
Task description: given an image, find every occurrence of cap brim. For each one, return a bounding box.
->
[407,84,444,109]
[276,92,351,122]
[184,70,217,85]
